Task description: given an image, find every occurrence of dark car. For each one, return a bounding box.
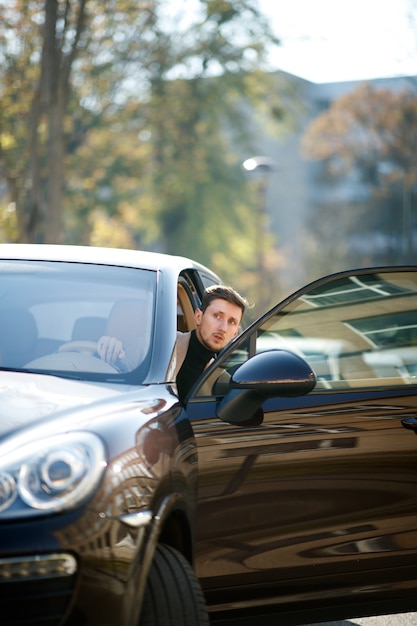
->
[0,244,416,626]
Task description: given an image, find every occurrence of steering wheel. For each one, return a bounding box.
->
[58,340,130,373]
[58,340,98,355]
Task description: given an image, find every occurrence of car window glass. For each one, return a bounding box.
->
[257,271,417,389]
[0,260,156,382]
[193,270,417,398]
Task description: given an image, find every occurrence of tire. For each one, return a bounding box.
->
[139,544,209,626]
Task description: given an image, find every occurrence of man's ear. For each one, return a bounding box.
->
[194,308,202,325]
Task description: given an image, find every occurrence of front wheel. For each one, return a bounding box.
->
[139,544,209,626]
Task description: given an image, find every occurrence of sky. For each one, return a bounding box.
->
[257,0,417,83]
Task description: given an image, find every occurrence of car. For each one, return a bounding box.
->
[0,244,416,626]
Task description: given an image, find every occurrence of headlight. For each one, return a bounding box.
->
[0,432,106,519]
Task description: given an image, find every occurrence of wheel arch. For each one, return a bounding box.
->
[125,493,196,626]
[158,506,194,564]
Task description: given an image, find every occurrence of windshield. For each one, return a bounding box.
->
[0,260,156,383]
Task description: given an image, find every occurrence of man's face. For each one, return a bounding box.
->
[194,298,242,352]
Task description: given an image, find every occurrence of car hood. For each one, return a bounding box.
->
[0,370,174,439]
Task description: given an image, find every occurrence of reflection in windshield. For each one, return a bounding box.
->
[0,261,156,383]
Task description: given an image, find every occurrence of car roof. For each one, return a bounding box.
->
[0,243,217,277]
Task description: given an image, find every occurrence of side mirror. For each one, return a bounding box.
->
[216,349,316,425]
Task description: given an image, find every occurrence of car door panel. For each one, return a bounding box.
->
[188,268,417,611]
[190,390,417,605]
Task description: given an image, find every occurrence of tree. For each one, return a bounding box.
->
[64,67,284,304]
[0,0,282,265]
[0,0,91,242]
[301,83,417,262]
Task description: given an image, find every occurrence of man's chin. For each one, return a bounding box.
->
[210,338,226,350]
[198,332,225,352]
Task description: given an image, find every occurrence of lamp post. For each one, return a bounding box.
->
[242,156,276,313]
[401,175,412,263]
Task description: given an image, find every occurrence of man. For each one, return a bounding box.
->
[174,285,248,402]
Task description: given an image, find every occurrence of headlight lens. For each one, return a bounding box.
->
[0,432,106,518]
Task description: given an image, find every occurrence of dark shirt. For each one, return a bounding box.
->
[176,330,216,402]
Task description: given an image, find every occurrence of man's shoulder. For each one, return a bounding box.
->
[176,331,191,352]
[175,331,191,363]
[173,331,192,378]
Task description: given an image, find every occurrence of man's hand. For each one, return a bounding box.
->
[97,336,126,365]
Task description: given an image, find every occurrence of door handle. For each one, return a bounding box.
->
[401,417,417,434]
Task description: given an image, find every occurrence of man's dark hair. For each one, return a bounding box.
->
[200,285,248,317]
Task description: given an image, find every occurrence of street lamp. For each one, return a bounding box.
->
[242,156,276,174]
[242,156,276,313]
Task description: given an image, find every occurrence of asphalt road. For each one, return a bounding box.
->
[212,613,417,625]
[304,614,417,625]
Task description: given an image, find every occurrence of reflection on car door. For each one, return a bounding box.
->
[187,268,417,612]
[189,390,417,610]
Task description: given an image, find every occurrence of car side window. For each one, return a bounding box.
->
[193,270,417,398]
[255,271,417,390]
